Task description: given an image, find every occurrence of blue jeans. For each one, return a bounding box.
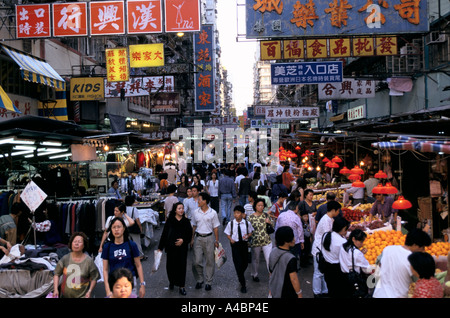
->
[220,194,233,221]
[239,194,248,207]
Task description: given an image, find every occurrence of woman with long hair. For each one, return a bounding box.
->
[157,202,193,295]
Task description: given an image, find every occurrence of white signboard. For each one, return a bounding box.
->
[21,181,47,212]
[265,107,319,120]
[318,79,375,100]
[104,76,175,98]
[347,105,366,121]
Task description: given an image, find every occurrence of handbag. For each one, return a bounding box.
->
[264,213,275,234]
[347,248,369,298]
[128,207,141,234]
[315,233,327,273]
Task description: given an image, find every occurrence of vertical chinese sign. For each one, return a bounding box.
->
[90,1,125,36]
[129,44,165,68]
[127,0,163,34]
[194,24,215,112]
[106,48,129,82]
[52,2,88,37]
[164,0,201,33]
[16,4,51,38]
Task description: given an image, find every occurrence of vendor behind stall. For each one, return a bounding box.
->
[370,194,398,222]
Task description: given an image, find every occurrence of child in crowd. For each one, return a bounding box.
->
[300,211,312,268]
[244,191,257,218]
[108,268,137,298]
[408,252,444,298]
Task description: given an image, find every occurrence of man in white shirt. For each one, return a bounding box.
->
[364,171,379,203]
[346,186,365,205]
[373,228,431,298]
[190,192,220,291]
[311,200,341,298]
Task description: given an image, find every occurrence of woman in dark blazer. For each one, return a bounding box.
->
[157,202,193,295]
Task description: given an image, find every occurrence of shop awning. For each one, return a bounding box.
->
[0,85,21,114]
[1,45,65,90]
[372,136,450,154]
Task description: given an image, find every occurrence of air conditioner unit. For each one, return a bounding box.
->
[426,31,446,45]
[40,86,56,101]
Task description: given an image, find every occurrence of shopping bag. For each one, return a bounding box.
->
[214,243,227,269]
[152,250,162,272]
[94,254,104,282]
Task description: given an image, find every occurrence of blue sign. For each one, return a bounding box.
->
[271,61,343,85]
[246,0,428,38]
[194,24,215,112]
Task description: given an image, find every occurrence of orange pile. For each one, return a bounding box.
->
[362,230,406,264]
[425,242,450,258]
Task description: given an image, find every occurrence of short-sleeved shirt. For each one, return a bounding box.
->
[54,253,100,298]
[247,213,272,247]
[101,240,140,277]
[412,278,444,298]
[281,257,298,298]
[190,207,220,235]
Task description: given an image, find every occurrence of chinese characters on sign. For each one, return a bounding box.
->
[318,79,375,99]
[164,0,201,32]
[52,2,88,37]
[106,48,129,82]
[150,92,180,114]
[260,36,397,60]
[129,44,165,68]
[246,0,428,38]
[105,76,174,98]
[347,104,366,121]
[265,106,320,120]
[90,1,125,36]
[127,0,162,34]
[16,4,51,38]
[194,25,215,112]
[271,61,343,85]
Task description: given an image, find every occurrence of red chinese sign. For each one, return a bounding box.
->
[260,41,282,60]
[16,4,51,38]
[106,48,129,82]
[52,2,88,37]
[90,1,125,36]
[127,0,163,34]
[164,0,201,33]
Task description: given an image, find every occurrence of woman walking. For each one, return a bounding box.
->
[157,202,193,295]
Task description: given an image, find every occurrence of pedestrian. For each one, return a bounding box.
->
[257,185,272,214]
[269,191,288,222]
[300,210,312,268]
[283,190,301,210]
[52,232,99,298]
[191,174,204,192]
[101,217,146,298]
[183,186,200,221]
[250,172,262,193]
[373,228,431,298]
[339,229,371,298]
[218,169,236,225]
[311,200,341,298]
[164,184,179,221]
[99,203,135,253]
[315,192,343,223]
[190,192,220,291]
[124,195,146,260]
[274,200,304,268]
[269,226,303,298]
[206,171,220,214]
[282,165,295,191]
[244,191,257,218]
[238,169,252,207]
[176,174,190,204]
[247,198,273,282]
[321,216,350,298]
[408,252,444,298]
[157,202,193,296]
[364,171,379,203]
[299,189,317,219]
[107,267,137,298]
[270,175,289,203]
[224,205,254,293]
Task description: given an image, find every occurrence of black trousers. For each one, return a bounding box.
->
[166,247,189,287]
[230,241,249,287]
[323,262,346,298]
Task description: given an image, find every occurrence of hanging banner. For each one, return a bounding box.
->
[16,4,51,38]
[246,0,429,38]
[129,44,165,68]
[106,48,129,82]
[194,24,215,112]
[127,0,163,34]
[318,79,376,100]
[52,2,88,37]
[90,1,125,36]
[164,0,201,33]
[104,76,175,98]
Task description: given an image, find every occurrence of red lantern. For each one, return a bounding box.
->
[329,162,339,168]
[348,174,361,181]
[351,165,364,175]
[372,183,386,194]
[331,156,342,163]
[383,182,398,194]
[374,170,388,179]
[339,166,351,174]
[295,146,301,150]
[392,196,412,209]
[352,180,365,188]
[322,158,330,162]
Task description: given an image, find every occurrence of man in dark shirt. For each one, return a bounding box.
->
[315,192,343,224]
[218,169,237,225]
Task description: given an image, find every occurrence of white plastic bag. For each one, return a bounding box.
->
[152,250,162,272]
[214,243,227,269]
[94,254,104,282]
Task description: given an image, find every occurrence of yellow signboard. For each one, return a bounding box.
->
[375,36,398,56]
[260,41,282,60]
[329,38,351,58]
[106,48,129,82]
[306,39,327,59]
[129,44,165,68]
[283,40,304,59]
[70,77,104,101]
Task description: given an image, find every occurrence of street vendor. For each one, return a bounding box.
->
[369,193,398,222]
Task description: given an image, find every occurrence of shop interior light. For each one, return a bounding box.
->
[0,138,15,145]
[12,139,35,145]
[10,150,34,156]
[49,153,72,159]
[13,145,36,150]
[392,195,412,210]
[40,141,62,147]
[37,148,68,156]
